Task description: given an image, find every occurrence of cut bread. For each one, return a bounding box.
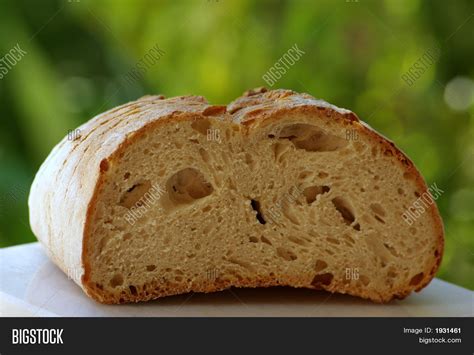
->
[28,88,444,304]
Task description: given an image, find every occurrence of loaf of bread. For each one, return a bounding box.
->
[28,88,444,304]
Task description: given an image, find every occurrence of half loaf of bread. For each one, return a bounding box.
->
[28,88,444,304]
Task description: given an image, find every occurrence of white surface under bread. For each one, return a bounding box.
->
[0,243,471,317]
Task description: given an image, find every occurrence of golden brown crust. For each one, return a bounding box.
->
[30,88,444,304]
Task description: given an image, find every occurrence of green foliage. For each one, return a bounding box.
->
[0,0,472,289]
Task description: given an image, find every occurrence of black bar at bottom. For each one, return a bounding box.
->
[0,317,472,354]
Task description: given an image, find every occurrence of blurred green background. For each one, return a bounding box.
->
[0,0,472,289]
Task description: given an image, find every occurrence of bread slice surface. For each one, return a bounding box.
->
[28,88,444,304]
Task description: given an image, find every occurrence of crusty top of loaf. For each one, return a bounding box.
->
[228,87,358,125]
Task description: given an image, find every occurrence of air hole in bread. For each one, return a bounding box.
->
[276,247,297,261]
[370,203,386,217]
[119,180,152,208]
[261,236,272,245]
[199,148,211,163]
[167,168,213,204]
[314,259,328,272]
[409,272,424,286]
[191,118,211,135]
[146,265,156,271]
[228,258,254,271]
[288,236,308,246]
[281,204,300,225]
[157,168,166,177]
[250,199,266,224]
[245,153,255,170]
[273,142,291,163]
[298,171,313,180]
[374,215,386,224]
[359,275,370,286]
[342,233,355,245]
[311,272,333,288]
[387,269,398,278]
[110,274,124,287]
[303,185,330,204]
[249,236,259,243]
[331,197,355,225]
[97,234,110,253]
[129,285,138,295]
[278,124,348,152]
